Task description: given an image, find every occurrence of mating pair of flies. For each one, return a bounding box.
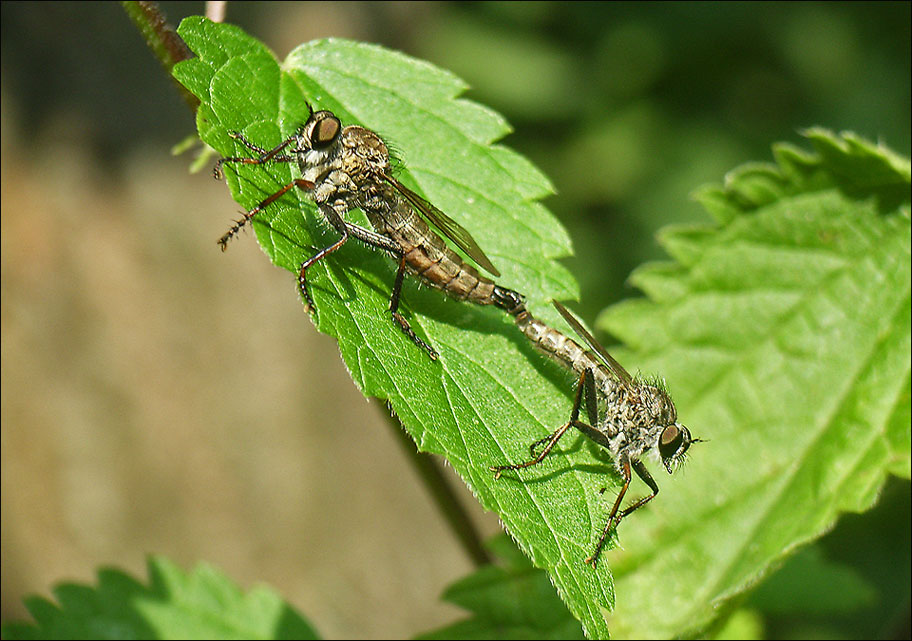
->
[215,102,700,567]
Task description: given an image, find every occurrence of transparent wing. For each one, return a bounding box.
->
[384,174,501,277]
[553,301,635,388]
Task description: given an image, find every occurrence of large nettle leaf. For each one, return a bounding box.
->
[594,131,911,637]
[1,557,318,640]
[171,17,628,639]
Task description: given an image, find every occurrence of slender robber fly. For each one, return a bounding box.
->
[492,301,702,567]
[214,103,524,360]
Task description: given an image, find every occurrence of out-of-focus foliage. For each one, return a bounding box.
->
[412,2,911,322]
[419,535,584,640]
[1,557,319,640]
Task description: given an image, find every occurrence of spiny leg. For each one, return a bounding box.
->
[529,369,599,459]
[226,130,279,156]
[294,214,408,316]
[316,211,436,360]
[491,421,575,479]
[586,458,632,567]
[213,131,298,179]
[619,461,660,520]
[585,459,659,568]
[303,205,437,358]
[528,433,555,459]
[490,369,593,477]
[487,367,635,568]
[298,231,351,312]
[218,178,315,249]
[389,255,439,360]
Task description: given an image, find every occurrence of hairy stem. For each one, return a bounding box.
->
[121,1,198,111]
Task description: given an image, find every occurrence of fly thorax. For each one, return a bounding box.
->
[340,126,390,184]
[593,378,626,441]
[311,168,352,205]
[598,383,667,461]
[642,385,677,427]
[623,385,679,460]
[596,376,626,416]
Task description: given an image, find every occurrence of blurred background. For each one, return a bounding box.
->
[1,2,909,638]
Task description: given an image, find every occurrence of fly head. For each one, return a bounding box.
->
[658,423,699,474]
[641,384,698,474]
[301,109,342,151]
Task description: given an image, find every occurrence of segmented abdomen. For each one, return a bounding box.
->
[513,310,604,378]
[375,199,498,304]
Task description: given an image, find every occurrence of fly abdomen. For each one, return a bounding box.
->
[381,201,502,304]
[512,310,602,377]
[403,242,497,303]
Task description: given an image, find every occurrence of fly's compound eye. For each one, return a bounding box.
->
[310,113,341,149]
[659,424,693,473]
[659,425,683,459]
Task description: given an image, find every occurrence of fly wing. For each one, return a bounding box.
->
[384,174,501,277]
[553,301,635,389]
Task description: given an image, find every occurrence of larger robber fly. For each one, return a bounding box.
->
[215,103,524,360]
[492,301,702,567]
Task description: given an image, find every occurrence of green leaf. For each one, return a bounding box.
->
[173,17,634,639]
[418,535,584,640]
[0,557,319,640]
[596,130,911,638]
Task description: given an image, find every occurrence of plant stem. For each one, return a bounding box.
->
[121,1,198,111]
[373,399,492,567]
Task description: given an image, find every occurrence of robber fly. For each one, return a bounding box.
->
[214,103,524,360]
[492,301,701,567]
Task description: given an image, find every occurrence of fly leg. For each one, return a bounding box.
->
[218,178,316,249]
[296,219,401,312]
[389,256,439,360]
[490,420,574,479]
[297,231,350,312]
[213,131,298,179]
[215,131,309,247]
[303,207,437,361]
[489,367,643,568]
[491,369,599,478]
[321,210,438,360]
[586,459,659,568]
[297,208,401,312]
